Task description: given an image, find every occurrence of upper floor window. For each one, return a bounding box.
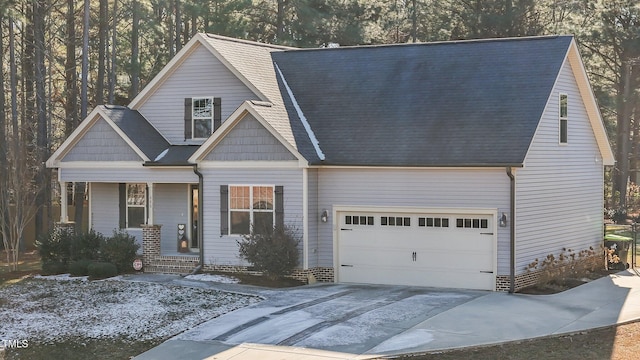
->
[559,94,568,144]
[184,97,221,140]
[193,97,213,139]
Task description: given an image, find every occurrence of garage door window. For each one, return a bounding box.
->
[418,217,449,227]
[381,216,410,226]
[345,215,374,225]
[456,218,488,229]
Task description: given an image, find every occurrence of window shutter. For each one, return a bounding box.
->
[213,97,222,132]
[184,98,192,140]
[220,185,229,236]
[275,186,284,228]
[119,183,126,229]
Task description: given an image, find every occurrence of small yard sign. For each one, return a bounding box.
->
[133,258,143,271]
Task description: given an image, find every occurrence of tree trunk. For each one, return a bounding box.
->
[618,62,633,210]
[0,14,8,255]
[131,0,140,99]
[96,0,108,105]
[65,0,78,135]
[34,0,49,240]
[108,0,118,104]
[75,0,91,233]
[175,0,182,53]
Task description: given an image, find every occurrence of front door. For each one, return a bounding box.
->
[190,185,199,249]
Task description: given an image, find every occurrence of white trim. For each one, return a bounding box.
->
[302,168,309,269]
[147,182,154,225]
[190,102,308,166]
[274,62,326,161]
[309,165,518,170]
[88,182,93,231]
[559,92,568,145]
[191,96,215,140]
[60,181,68,223]
[55,161,144,169]
[197,161,302,169]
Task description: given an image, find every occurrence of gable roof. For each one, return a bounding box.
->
[47,106,167,167]
[272,35,606,167]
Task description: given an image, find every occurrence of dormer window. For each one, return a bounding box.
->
[184,97,221,140]
[559,93,568,144]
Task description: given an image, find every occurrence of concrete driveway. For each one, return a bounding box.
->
[133,279,484,359]
[133,271,640,360]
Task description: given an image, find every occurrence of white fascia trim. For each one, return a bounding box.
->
[567,39,615,166]
[309,165,513,171]
[56,161,144,169]
[129,35,201,109]
[190,102,308,166]
[97,108,150,162]
[198,161,303,169]
[273,62,326,161]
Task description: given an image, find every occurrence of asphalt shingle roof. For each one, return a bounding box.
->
[272,36,573,166]
[101,105,169,160]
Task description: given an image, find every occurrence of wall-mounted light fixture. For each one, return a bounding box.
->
[499,212,508,227]
[320,209,328,223]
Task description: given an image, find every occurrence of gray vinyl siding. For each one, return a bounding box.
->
[62,118,141,162]
[316,168,511,272]
[154,184,191,255]
[516,60,604,274]
[138,44,259,144]
[59,167,198,183]
[205,114,297,161]
[307,169,319,268]
[90,183,142,249]
[200,168,304,266]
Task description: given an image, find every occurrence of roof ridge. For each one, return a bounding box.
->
[279,34,571,53]
[203,33,296,51]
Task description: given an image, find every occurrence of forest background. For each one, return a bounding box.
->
[1,0,640,267]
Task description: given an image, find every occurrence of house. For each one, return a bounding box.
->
[47,34,614,292]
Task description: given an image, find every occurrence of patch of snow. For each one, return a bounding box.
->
[33,274,88,282]
[154,148,169,162]
[184,273,240,284]
[0,278,261,343]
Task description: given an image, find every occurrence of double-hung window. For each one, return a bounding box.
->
[229,185,274,234]
[559,93,568,144]
[126,183,146,228]
[192,97,213,139]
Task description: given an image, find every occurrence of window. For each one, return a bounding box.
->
[193,97,213,139]
[345,215,374,225]
[229,185,274,234]
[456,218,488,229]
[418,217,449,227]
[126,184,146,228]
[560,94,568,144]
[380,216,411,226]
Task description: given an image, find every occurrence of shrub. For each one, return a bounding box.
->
[87,262,118,280]
[70,230,104,262]
[100,230,140,273]
[68,259,93,277]
[41,261,67,275]
[237,225,300,279]
[36,228,74,266]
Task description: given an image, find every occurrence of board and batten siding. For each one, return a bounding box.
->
[154,184,190,255]
[205,113,297,161]
[200,168,304,266]
[316,168,511,273]
[138,44,259,144]
[516,59,604,274]
[62,118,141,162]
[58,167,198,184]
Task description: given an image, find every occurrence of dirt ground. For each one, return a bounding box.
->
[398,320,640,360]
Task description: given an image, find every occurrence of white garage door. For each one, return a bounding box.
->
[337,210,495,290]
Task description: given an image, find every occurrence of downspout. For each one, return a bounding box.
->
[189,164,204,275]
[506,167,516,293]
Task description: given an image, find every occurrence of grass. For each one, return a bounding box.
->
[4,338,165,360]
[0,250,42,286]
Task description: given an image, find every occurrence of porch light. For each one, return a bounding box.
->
[499,212,508,227]
[321,209,329,223]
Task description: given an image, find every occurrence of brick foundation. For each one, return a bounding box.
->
[200,265,335,284]
[142,225,200,274]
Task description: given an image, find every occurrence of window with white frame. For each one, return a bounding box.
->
[229,185,274,234]
[559,93,568,144]
[127,183,146,228]
[193,97,213,139]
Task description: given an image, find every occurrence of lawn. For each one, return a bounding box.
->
[0,260,262,359]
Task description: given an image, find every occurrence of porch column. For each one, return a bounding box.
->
[60,181,68,222]
[147,182,154,225]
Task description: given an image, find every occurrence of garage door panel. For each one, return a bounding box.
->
[337,210,495,290]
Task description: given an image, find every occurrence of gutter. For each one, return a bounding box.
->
[506,167,516,293]
[190,164,204,275]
